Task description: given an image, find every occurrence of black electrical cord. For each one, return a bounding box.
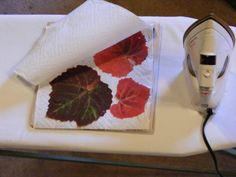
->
[202,108,224,177]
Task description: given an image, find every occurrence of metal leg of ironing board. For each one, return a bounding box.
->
[224,148,236,156]
[0,149,236,176]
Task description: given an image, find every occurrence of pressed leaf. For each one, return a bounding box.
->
[110,78,150,118]
[94,31,148,77]
[47,65,112,127]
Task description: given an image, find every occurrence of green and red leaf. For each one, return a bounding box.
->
[47,65,112,127]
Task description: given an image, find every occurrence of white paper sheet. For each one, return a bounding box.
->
[32,27,159,130]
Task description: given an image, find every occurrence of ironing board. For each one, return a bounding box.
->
[0,15,236,157]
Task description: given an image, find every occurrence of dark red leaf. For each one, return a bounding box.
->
[94,31,148,77]
[47,65,112,127]
[110,78,150,118]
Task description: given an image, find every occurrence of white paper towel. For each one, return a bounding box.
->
[14,0,146,85]
[32,27,159,130]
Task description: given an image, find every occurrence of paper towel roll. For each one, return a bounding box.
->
[14,0,146,85]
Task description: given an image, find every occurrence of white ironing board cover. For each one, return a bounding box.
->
[0,15,236,156]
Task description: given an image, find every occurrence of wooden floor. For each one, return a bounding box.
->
[0,150,236,177]
[0,0,235,25]
[0,0,236,177]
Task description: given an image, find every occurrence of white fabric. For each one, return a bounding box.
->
[0,15,236,156]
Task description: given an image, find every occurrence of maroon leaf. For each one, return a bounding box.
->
[110,78,150,118]
[94,31,148,77]
[47,65,112,127]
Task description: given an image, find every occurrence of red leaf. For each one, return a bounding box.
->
[94,31,148,77]
[110,78,150,118]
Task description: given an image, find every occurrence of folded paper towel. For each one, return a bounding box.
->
[14,0,160,131]
[15,0,146,85]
